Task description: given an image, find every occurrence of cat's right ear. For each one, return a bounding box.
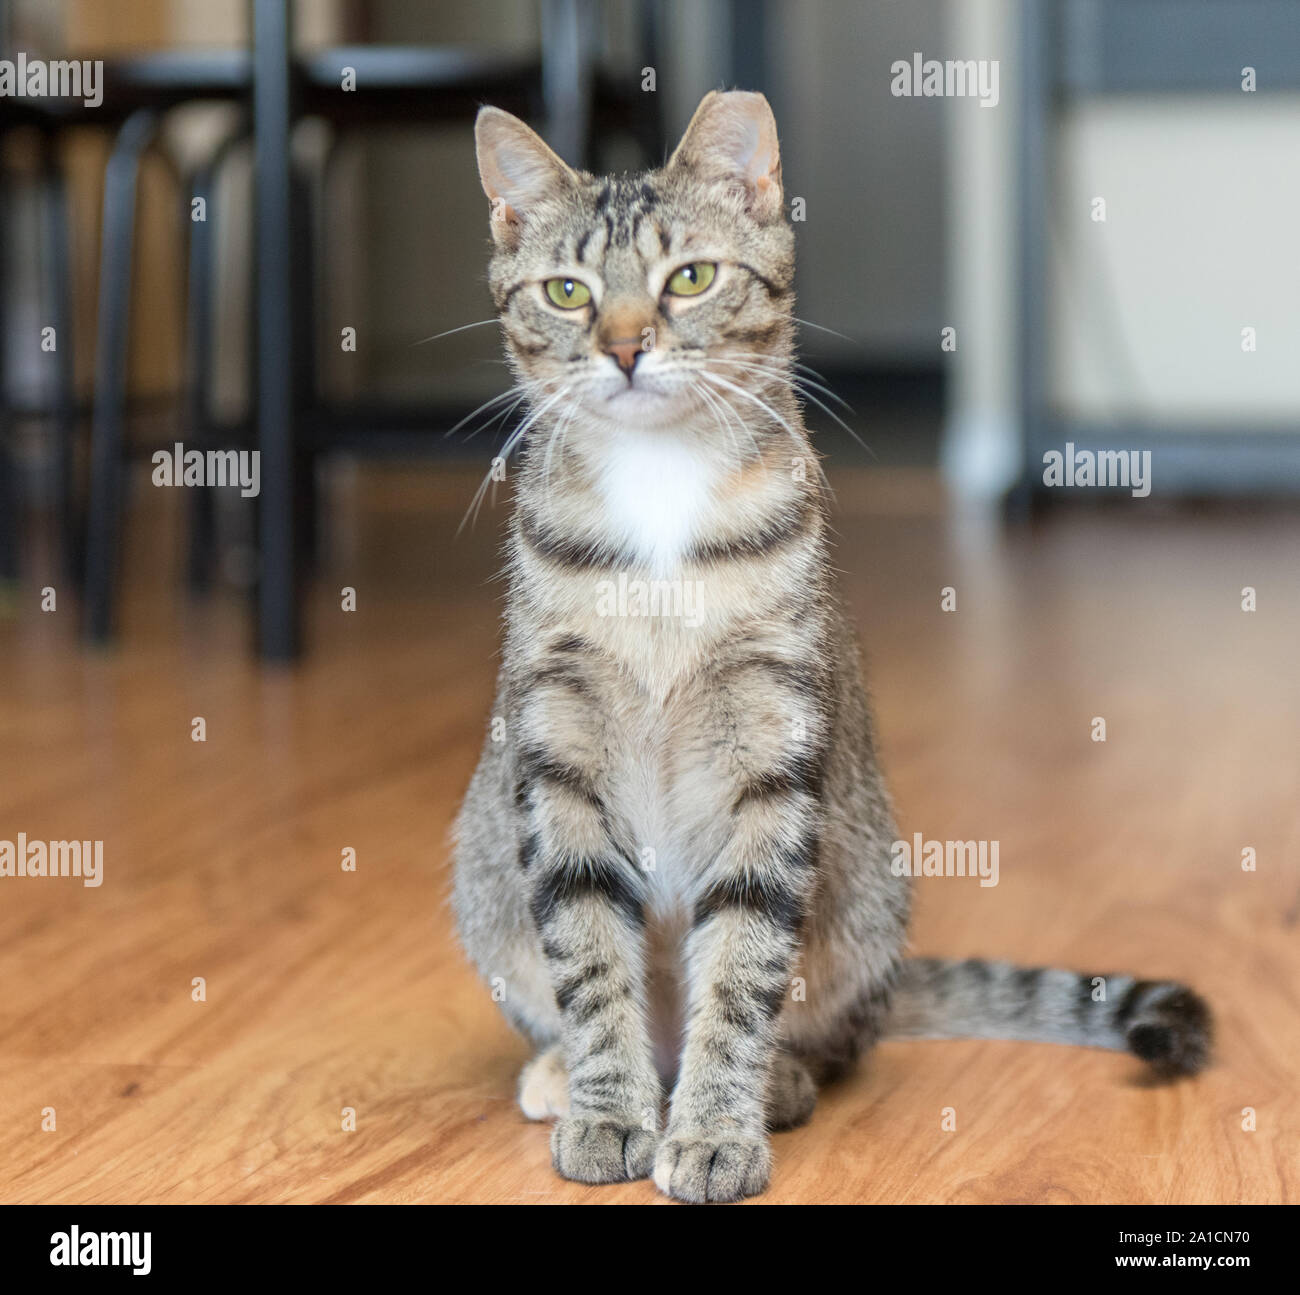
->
[475,107,575,249]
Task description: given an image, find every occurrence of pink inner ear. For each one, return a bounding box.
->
[735,120,759,160]
[492,199,520,228]
[492,147,564,216]
[724,114,776,186]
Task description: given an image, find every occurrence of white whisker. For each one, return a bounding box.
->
[699,368,834,495]
[792,316,858,345]
[444,386,528,442]
[708,357,874,459]
[458,385,568,534]
[411,318,500,347]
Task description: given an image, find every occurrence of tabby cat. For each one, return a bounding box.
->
[452,91,1211,1203]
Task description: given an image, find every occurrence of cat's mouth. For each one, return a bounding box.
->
[602,381,677,418]
[608,379,657,399]
[578,360,714,430]
[595,369,680,410]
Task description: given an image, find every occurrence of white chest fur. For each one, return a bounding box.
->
[595,430,721,574]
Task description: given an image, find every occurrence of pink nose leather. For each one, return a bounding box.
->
[604,338,642,374]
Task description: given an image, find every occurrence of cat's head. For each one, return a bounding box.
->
[474,91,795,443]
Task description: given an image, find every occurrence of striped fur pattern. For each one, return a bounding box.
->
[452,92,1212,1203]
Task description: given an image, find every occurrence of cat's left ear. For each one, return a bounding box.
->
[668,90,783,222]
[475,106,577,248]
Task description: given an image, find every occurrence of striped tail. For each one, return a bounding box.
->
[886,957,1213,1078]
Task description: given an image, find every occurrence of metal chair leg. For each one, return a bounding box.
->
[40,140,80,587]
[253,0,299,661]
[0,176,17,588]
[290,162,319,579]
[84,108,157,643]
[184,125,248,594]
[184,158,217,595]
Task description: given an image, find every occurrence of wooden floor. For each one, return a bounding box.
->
[0,465,1296,1205]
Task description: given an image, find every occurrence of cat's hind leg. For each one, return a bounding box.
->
[765,1049,818,1132]
[518,1045,569,1121]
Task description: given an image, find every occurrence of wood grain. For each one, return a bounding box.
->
[0,466,1295,1204]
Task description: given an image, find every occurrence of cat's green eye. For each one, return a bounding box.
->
[544,277,591,309]
[665,261,717,297]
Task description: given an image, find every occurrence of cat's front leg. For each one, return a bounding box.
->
[654,655,826,1203]
[514,670,661,1184]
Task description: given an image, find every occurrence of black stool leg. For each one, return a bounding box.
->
[253,0,299,661]
[84,109,157,644]
[40,141,80,587]
[183,125,251,594]
[0,175,18,588]
[184,157,218,593]
[290,162,318,578]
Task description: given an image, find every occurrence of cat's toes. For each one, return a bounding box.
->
[653,1134,771,1203]
[766,1052,817,1131]
[518,1047,569,1120]
[551,1116,657,1183]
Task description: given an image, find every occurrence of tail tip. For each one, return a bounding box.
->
[1124,984,1213,1078]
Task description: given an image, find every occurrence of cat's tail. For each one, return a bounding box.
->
[885,957,1213,1078]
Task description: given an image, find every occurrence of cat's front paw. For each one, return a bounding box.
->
[550,1116,657,1184]
[653,1133,771,1203]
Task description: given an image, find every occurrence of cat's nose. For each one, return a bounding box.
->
[603,338,643,377]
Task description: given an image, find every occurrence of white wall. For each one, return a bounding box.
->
[1051,97,1300,426]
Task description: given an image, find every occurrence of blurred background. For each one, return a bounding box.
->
[0,0,1297,659]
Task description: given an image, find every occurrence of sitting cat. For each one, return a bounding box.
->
[452,90,1211,1203]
